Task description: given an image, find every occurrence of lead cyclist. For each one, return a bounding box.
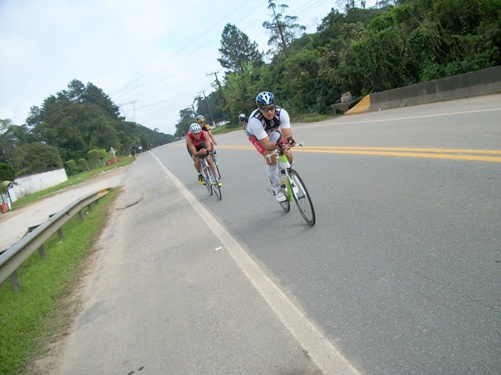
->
[245,91,296,202]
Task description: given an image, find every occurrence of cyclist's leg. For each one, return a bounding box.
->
[191,147,203,174]
[249,134,284,200]
[206,154,218,177]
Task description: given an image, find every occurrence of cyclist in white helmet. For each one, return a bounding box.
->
[186,122,221,186]
[238,113,248,133]
[246,91,296,202]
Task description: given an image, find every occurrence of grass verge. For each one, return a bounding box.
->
[11,157,133,211]
[0,188,120,375]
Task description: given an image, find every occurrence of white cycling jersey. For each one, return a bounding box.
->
[246,105,291,141]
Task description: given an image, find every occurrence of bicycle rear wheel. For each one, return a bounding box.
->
[208,167,222,200]
[202,165,213,195]
[289,169,316,226]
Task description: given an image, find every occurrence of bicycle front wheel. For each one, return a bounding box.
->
[289,169,316,226]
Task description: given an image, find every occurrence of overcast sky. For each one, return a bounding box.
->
[0,0,374,135]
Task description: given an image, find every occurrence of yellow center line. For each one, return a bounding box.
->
[296,149,501,163]
[174,144,501,163]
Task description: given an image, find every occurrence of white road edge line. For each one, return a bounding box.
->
[152,153,360,375]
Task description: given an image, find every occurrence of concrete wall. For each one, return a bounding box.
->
[346,65,501,115]
[8,169,68,203]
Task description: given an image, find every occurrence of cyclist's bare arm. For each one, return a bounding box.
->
[281,127,293,141]
[208,130,217,146]
[187,139,205,157]
[258,136,277,152]
[259,130,293,151]
[202,132,214,152]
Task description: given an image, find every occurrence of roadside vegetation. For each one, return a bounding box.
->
[2,0,499,187]
[0,188,119,375]
[10,156,133,211]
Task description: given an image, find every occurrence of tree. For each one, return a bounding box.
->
[218,24,264,73]
[175,108,197,138]
[26,80,173,161]
[1,119,37,167]
[0,163,15,182]
[9,143,63,176]
[262,0,306,58]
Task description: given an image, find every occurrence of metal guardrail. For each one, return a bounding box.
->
[0,188,111,291]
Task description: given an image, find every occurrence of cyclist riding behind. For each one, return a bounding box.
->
[196,115,218,147]
[238,113,248,133]
[246,91,296,202]
[186,123,221,187]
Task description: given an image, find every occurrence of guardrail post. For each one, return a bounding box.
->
[38,245,46,258]
[57,229,64,240]
[78,210,84,221]
[10,271,20,292]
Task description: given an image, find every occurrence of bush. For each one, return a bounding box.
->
[64,160,79,176]
[77,158,88,171]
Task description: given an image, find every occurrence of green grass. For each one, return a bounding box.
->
[211,123,240,134]
[291,113,339,123]
[0,189,119,375]
[11,157,133,210]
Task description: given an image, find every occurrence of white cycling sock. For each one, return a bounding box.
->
[265,164,281,187]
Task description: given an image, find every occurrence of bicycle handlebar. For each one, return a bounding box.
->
[265,142,304,161]
[195,150,215,159]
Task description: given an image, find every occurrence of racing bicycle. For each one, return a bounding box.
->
[197,154,222,200]
[267,143,316,226]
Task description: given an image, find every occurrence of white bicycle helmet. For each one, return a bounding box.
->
[190,123,202,133]
[196,115,205,123]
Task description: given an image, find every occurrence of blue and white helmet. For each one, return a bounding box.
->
[256,91,275,106]
[190,123,202,133]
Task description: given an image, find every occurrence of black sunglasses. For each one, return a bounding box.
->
[259,105,276,112]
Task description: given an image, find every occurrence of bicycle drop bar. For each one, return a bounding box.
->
[265,142,304,161]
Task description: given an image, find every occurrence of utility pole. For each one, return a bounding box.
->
[197,91,215,126]
[206,71,227,109]
[118,100,138,122]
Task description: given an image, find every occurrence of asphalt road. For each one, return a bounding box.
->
[151,94,501,374]
[16,94,501,374]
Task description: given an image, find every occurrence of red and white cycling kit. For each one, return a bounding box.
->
[188,130,206,148]
[186,130,208,158]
